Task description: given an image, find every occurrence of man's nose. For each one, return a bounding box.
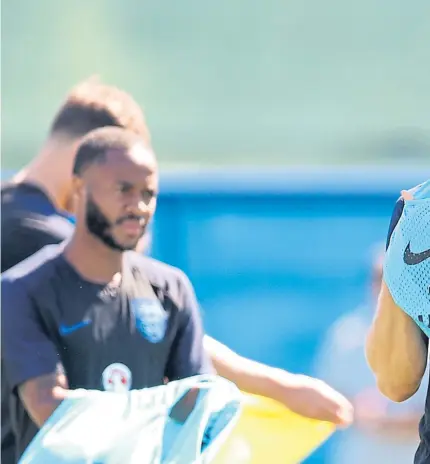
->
[125,197,148,216]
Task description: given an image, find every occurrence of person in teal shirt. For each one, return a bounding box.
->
[366,180,430,464]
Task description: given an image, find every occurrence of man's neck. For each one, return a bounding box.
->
[64,232,124,285]
[13,166,64,210]
[12,137,76,211]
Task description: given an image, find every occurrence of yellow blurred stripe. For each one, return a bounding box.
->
[213,394,335,464]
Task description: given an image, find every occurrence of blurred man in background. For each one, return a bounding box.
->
[315,244,426,464]
[1,77,150,272]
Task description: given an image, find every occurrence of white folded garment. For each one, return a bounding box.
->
[19,375,242,464]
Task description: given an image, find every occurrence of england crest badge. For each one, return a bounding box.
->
[131,298,168,343]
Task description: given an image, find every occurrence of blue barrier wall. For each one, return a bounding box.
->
[152,167,430,463]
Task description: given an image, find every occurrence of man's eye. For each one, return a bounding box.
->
[119,184,132,194]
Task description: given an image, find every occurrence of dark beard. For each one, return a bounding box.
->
[85,193,136,252]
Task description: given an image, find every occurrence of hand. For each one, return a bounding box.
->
[273,372,354,427]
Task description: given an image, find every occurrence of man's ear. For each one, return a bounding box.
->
[71,176,85,200]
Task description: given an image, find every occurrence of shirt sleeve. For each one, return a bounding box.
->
[1,279,59,391]
[385,197,405,251]
[165,272,214,380]
[384,197,429,345]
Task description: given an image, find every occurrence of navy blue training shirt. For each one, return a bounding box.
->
[1,244,212,459]
[1,183,74,464]
[385,197,430,464]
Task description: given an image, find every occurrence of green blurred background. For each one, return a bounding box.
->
[2,0,430,168]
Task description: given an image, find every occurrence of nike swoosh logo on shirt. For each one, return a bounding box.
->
[403,242,430,265]
[59,320,92,336]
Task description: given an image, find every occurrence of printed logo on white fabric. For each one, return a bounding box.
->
[131,298,168,343]
[102,363,132,392]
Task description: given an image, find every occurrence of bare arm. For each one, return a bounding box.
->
[366,189,428,402]
[1,280,70,427]
[204,335,353,425]
[366,280,428,402]
[18,370,69,428]
[204,335,280,396]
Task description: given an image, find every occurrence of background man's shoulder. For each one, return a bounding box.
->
[2,211,73,242]
[1,211,73,272]
[2,245,63,292]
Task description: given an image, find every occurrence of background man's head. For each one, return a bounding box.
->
[49,76,150,143]
[19,77,151,212]
[72,126,158,253]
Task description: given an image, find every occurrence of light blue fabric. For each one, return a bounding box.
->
[384,180,430,336]
[19,375,242,464]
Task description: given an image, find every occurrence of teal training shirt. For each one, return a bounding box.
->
[384,180,430,335]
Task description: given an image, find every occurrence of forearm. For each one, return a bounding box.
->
[366,281,427,401]
[205,336,280,396]
[205,336,353,424]
[216,354,290,400]
[205,336,280,394]
[19,373,68,428]
[205,336,320,407]
[27,396,64,428]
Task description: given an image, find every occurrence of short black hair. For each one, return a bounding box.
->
[73,126,147,176]
[49,77,150,142]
